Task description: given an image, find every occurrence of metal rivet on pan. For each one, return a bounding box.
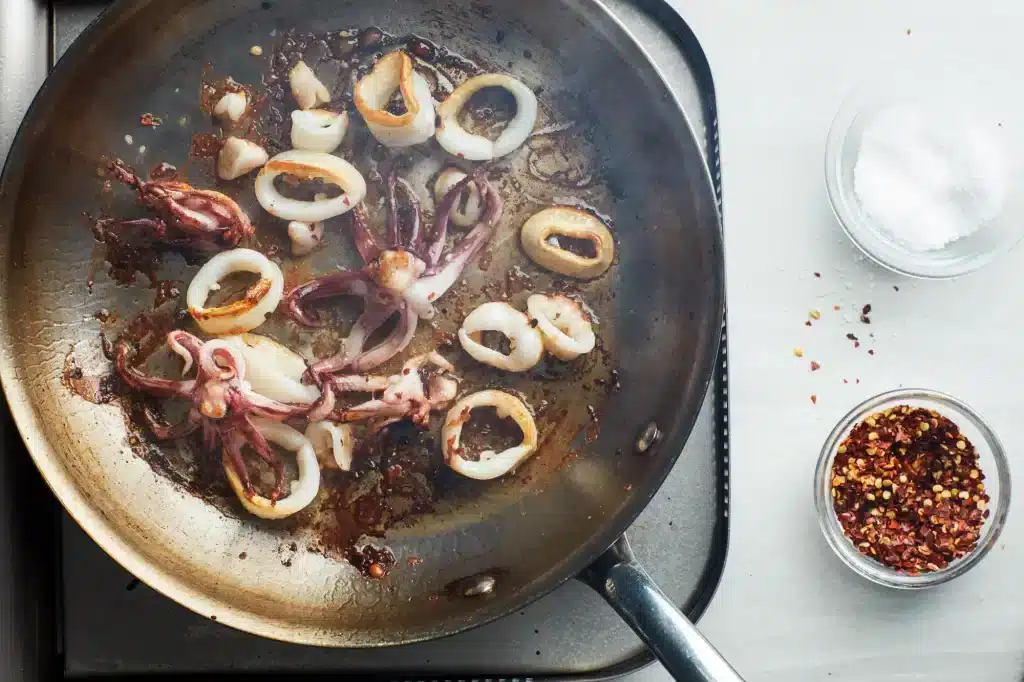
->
[463,574,496,597]
[635,421,661,454]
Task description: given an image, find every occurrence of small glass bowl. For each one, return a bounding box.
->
[825,75,1024,278]
[814,389,1010,588]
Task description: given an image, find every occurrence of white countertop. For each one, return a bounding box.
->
[636,1,1024,680]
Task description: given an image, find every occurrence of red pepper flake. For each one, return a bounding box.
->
[855,341,861,348]
[805,320,812,327]
[893,285,900,292]
[868,349,875,356]
[814,272,822,278]
[834,305,841,311]
[842,378,849,384]
[139,113,163,127]
[862,304,872,315]
[810,361,821,371]
[343,196,350,206]
[831,406,990,573]
[856,378,860,384]
[810,395,818,404]
[847,333,859,341]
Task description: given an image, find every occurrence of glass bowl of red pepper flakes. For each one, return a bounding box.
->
[814,389,1010,588]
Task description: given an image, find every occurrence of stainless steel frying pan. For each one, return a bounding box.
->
[0,1,737,679]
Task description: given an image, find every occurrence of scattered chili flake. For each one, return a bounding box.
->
[868,349,875,356]
[794,347,804,358]
[843,379,849,384]
[893,286,900,292]
[814,272,821,278]
[139,113,163,127]
[860,315,871,324]
[833,305,841,312]
[862,304,872,315]
[810,361,821,371]
[805,321,813,327]
[846,333,858,342]
[830,406,990,573]
[810,395,818,404]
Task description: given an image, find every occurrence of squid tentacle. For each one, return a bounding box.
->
[348,204,382,265]
[237,417,286,502]
[283,269,371,328]
[143,407,202,440]
[114,342,196,398]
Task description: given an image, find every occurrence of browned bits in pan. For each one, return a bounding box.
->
[831,406,990,574]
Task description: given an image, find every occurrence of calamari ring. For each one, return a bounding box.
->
[254,150,367,222]
[442,390,539,480]
[457,301,543,372]
[436,73,538,161]
[354,51,435,148]
[223,419,321,519]
[434,167,483,227]
[520,206,614,279]
[290,109,349,153]
[187,248,284,335]
[526,294,596,361]
[305,421,355,471]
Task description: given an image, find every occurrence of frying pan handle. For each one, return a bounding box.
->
[580,536,744,682]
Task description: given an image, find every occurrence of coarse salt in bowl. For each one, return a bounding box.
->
[825,69,1024,278]
[814,389,1010,588]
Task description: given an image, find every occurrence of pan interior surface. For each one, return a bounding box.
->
[0,0,722,646]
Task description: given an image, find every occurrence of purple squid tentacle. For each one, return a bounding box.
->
[349,305,418,373]
[425,172,477,268]
[144,407,202,440]
[202,419,220,454]
[241,389,313,421]
[167,330,204,376]
[393,177,424,256]
[237,416,285,502]
[308,297,396,377]
[222,429,254,498]
[385,172,400,249]
[348,204,382,265]
[304,379,338,423]
[405,179,504,307]
[283,269,371,328]
[114,343,196,399]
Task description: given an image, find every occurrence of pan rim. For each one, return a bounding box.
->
[0,0,725,648]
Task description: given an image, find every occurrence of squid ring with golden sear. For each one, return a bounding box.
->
[354,51,436,148]
[520,206,615,279]
[186,248,284,335]
[526,293,596,361]
[458,301,544,372]
[442,390,539,480]
[254,150,367,222]
[435,73,538,161]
